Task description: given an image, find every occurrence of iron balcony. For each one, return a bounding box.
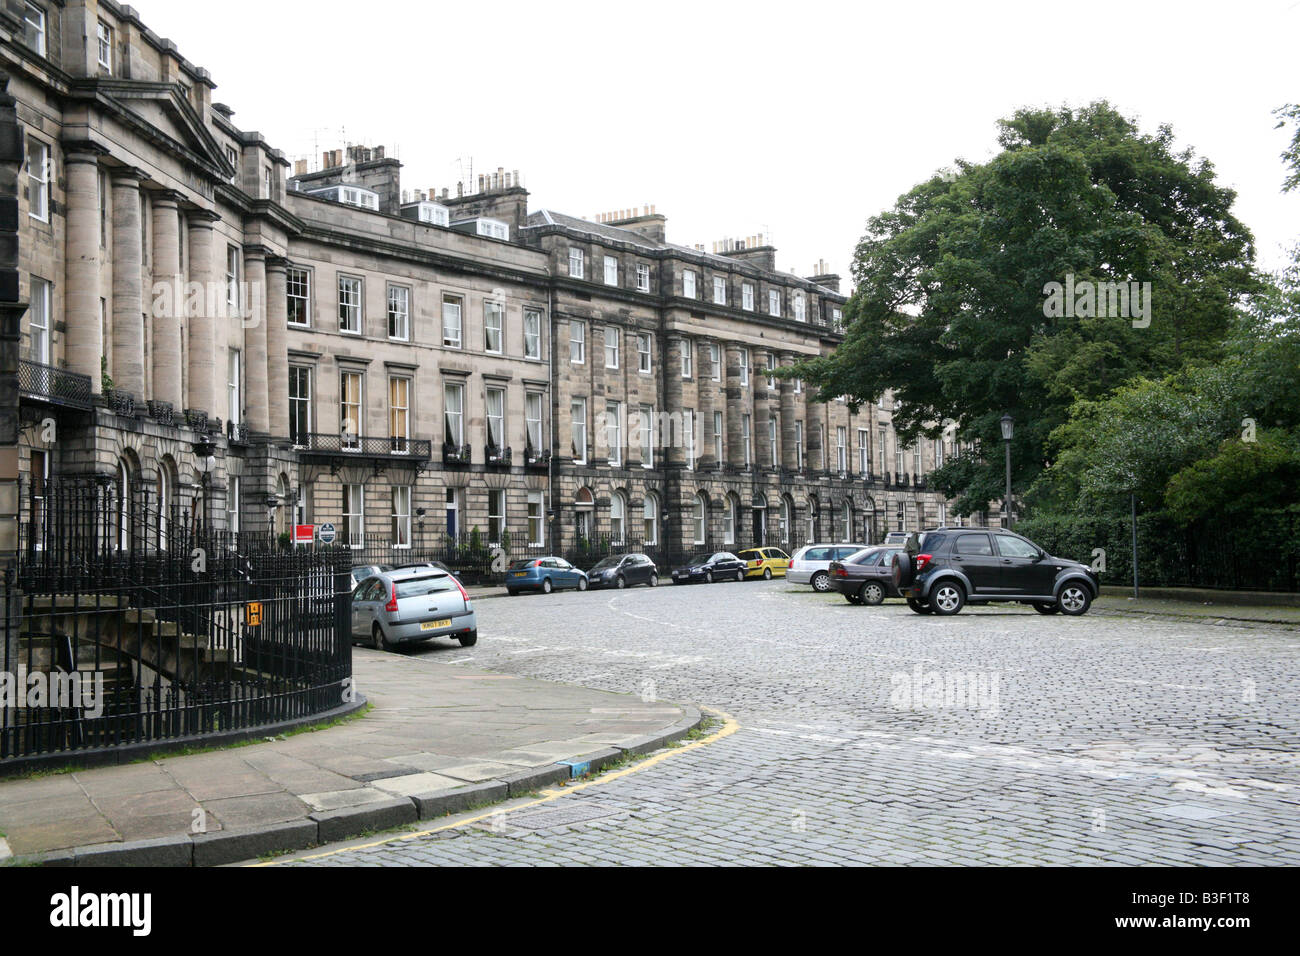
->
[19,359,93,410]
[295,432,432,462]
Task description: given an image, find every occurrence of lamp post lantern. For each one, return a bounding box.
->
[999,414,1014,529]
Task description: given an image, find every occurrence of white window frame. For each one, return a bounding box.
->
[27,276,50,365]
[683,270,697,299]
[636,264,650,293]
[444,382,465,448]
[485,385,506,451]
[337,275,362,334]
[739,349,749,387]
[714,410,723,464]
[642,493,658,545]
[742,414,752,467]
[742,283,755,311]
[794,293,807,322]
[766,353,776,390]
[571,398,588,464]
[289,365,312,446]
[604,326,620,369]
[768,289,780,317]
[392,486,412,549]
[681,340,693,379]
[524,308,542,359]
[527,491,544,547]
[24,3,46,57]
[526,392,544,452]
[693,493,707,545]
[442,295,463,349]
[794,421,804,469]
[340,370,363,449]
[97,20,113,72]
[484,299,504,354]
[389,376,411,453]
[637,333,652,374]
[343,483,364,549]
[605,401,622,466]
[639,405,654,469]
[387,284,410,341]
[712,276,727,305]
[570,321,585,364]
[724,495,737,545]
[604,255,619,286]
[26,138,49,222]
[287,267,312,327]
[769,415,778,468]
[610,492,626,542]
[859,429,870,475]
[710,344,721,381]
[569,247,584,279]
[685,409,696,471]
[227,349,241,426]
[837,426,847,473]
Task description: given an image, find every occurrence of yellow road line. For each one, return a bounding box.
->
[252,706,739,866]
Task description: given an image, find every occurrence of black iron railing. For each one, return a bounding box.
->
[296,432,432,460]
[227,420,249,444]
[486,443,512,467]
[6,480,354,766]
[18,359,94,409]
[146,400,175,426]
[443,442,471,465]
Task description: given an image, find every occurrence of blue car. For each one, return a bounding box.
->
[505,556,589,595]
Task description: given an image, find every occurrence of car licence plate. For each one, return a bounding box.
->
[420,619,452,631]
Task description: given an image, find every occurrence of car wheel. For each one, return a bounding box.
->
[735,570,745,582]
[1057,584,1092,616]
[861,582,886,606]
[648,573,658,588]
[616,575,626,589]
[578,576,588,591]
[706,571,714,584]
[763,567,773,580]
[458,629,478,647]
[507,589,518,596]
[906,596,933,615]
[372,623,391,651]
[931,581,965,615]
[811,571,830,592]
[845,592,864,605]
[542,578,553,594]
[1032,601,1060,615]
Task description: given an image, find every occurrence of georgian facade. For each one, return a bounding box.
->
[4,0,957,560]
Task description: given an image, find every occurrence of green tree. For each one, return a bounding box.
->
[789,102,1257,517]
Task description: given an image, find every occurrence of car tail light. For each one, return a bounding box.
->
[452,576,470,602]
[833,567,848,577]
[385,583,398,613]
[915,554,933,572]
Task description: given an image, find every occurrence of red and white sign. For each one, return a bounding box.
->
[293,524,315,545]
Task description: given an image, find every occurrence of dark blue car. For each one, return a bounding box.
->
[505,556,589,595]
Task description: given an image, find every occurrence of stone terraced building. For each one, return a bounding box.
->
[3,0,964,563]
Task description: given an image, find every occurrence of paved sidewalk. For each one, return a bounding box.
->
[1095,595,1300,626]
[0,648,699,866]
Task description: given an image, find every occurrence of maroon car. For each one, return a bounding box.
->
[829,546,905,605]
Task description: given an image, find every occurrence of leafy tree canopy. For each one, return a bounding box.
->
[789,101,1258,517]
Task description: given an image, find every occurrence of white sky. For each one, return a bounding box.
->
[144,0,1300,284]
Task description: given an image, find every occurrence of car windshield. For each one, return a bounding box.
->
[686,554,712,566]
[395,575,455,598]
[590,556,623,571]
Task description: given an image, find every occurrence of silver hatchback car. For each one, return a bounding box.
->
[351,567,478,650]
[787,543,872,592]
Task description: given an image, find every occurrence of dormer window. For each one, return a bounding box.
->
[416,202,449,226]
[794,293,807,322]
[475,218,509,240]
[97,20,114,72]
[308,185,380,210]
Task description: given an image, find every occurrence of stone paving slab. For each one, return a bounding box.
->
[0,649,696,865]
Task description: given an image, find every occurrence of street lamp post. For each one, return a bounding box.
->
[999,414,1014,530]
[193,439,217,534]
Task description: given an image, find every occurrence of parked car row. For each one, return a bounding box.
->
[815,528,1100,616]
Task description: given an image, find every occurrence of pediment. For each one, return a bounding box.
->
[99,82,234,180]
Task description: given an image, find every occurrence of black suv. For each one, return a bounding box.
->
[895,528,1098,616]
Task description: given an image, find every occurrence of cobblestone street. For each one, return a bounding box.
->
[284,582,1300,866]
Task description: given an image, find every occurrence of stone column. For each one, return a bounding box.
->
[754,350,772,470]
[110,168,146,399]
[265,256,290,441]
[779,353,798,471]
[242,246,270,437]
[724,344,745,469]
[664,334,685,468]
[696,338,715,470]
[63,148,104,391]
[185,211,218,414]
[150,191,183,409]
[808,403,824,473]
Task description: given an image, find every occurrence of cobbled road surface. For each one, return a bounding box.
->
[286,581,1300,866]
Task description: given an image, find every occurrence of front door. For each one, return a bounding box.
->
[752,509,766,546]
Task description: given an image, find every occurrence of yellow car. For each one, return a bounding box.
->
[737,547,791,580]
